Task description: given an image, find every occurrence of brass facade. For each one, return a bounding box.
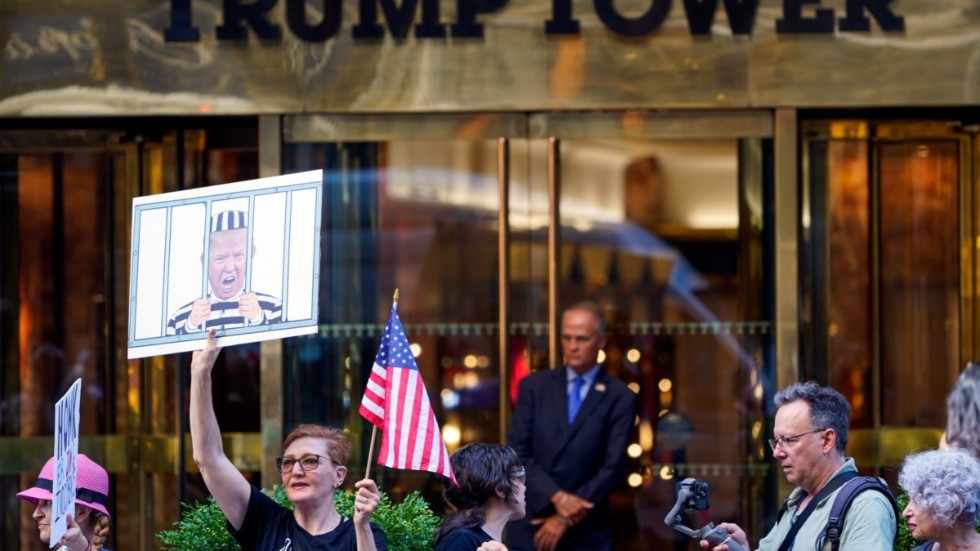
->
[0,2,976,115]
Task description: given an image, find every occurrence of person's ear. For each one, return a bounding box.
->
[334,465,347,487]
[821,428,836,454]
[74,505,91,523]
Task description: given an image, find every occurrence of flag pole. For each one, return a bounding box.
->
[364,289,399,480]
[364,426,378,480]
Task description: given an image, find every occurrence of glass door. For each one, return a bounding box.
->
[801,119,973,472]
[529,112,774,549]
[282,110,777,549]
[280,114,526,512]
[0,130,137,550]
[0,120,262,551]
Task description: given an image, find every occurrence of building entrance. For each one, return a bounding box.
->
[1,112,965,551]
[280,110,776,549]
[800,118,974,472]
[0,119,261,550]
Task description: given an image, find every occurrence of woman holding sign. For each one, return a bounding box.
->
[190,328,386,550]
[17,453,112,551]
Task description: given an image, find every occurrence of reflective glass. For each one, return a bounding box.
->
[282,140,506,510]
[803,131,962,436]
[283,135,772,547]
[879,140,961,426]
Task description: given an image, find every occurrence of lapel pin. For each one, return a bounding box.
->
[595,383,606,392]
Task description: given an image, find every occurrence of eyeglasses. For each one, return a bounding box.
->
[275,454,326,473]
[768,429,826,452]
[511,467,526,483]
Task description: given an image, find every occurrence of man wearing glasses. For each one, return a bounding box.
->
[190,329,386,550]
[703,381,896,551]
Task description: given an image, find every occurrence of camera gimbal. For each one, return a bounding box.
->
[663,478,746,551]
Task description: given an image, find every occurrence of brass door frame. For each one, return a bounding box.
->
[258,115,284,489]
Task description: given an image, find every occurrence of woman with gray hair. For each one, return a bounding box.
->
[943,362,980,456]
[899,448,980,551]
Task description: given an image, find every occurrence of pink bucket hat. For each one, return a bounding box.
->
[17,454,111,518]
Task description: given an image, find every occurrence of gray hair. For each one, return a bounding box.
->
[774,381,850,454]
[947,363,980,456]
[899,448,980,528]
[563,301,608,335]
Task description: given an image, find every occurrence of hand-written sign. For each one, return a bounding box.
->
[51,379,82,548]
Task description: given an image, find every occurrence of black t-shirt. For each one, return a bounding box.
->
[434,526,494,551]
[230,486,387,551]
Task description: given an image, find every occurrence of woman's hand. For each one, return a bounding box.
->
[58,513,90,551]
[191,329,222,374]
[353,479,380,526]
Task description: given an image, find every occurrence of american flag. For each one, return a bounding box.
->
[359,303,456,484]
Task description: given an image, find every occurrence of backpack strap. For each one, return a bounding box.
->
[825,476,900,551]
[777,497,790,523]
[776,470,858,551]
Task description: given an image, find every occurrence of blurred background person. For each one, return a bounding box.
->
[941,362,980,455]
[507,301,636,551]
[17,453,112,551]
[899,448,980,551]
[436,443,526,551]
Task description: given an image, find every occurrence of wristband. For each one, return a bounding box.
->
[556,514,568,526]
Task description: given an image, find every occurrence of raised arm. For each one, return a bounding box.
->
[189,329,252,529]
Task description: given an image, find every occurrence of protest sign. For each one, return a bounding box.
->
[50,379,82,547]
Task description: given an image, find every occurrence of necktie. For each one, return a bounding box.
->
[568,376,587,423]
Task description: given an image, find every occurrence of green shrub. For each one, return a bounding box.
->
[335,490,440,551]
[157,494,241,550]
[158,486,439,551]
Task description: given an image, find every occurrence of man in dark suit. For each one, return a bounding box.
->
[505,301,637,551]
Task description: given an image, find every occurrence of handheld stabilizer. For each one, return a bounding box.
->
[663,478,746,551]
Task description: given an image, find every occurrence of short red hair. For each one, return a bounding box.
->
[281,424,351,466]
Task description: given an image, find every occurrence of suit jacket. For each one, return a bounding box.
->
[505,366,637,551]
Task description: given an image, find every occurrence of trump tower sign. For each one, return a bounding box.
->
[163,0,905,41]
